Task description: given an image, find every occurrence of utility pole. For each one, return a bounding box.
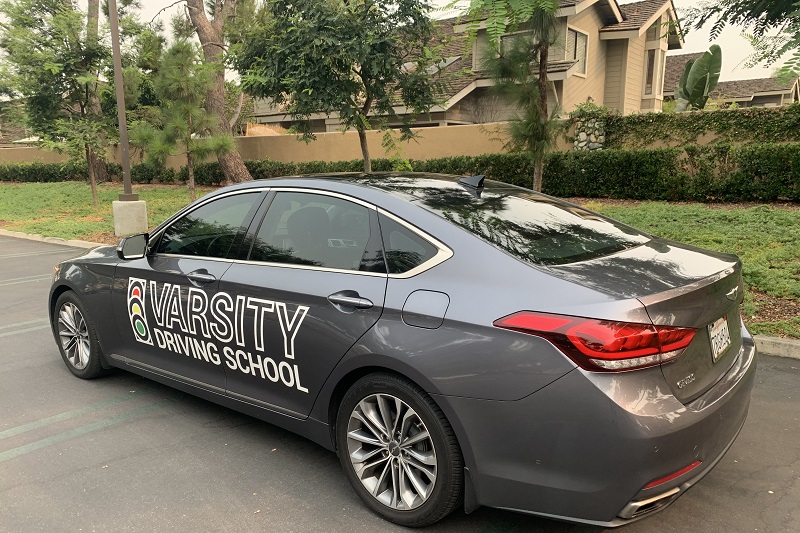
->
[109,0,148,235]
[108,0,135,201]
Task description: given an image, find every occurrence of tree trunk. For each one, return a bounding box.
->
[187,151,196,201]
[357,126,371,173]
[533,156,544,193]
[185,0,252,185]
[86,145,99,207]
[533,39,550,193]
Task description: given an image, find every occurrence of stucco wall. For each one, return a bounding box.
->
[0,147,69,165]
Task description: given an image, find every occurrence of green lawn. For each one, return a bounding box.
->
[1,182,798,337]
[0,182,215,242]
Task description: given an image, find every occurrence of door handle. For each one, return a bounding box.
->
[328,291,373,310]
[186,270,216,284]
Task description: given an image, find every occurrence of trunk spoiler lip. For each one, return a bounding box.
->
[636,259,742,310]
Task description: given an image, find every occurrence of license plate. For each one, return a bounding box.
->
[708,316,731,363]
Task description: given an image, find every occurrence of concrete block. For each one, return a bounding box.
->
[113,200,148,237]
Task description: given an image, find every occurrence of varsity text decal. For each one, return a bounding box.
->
[127,277,309,393]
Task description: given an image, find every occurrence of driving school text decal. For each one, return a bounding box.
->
[127,277,309,393]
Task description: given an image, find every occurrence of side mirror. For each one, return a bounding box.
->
[117,233,149,260]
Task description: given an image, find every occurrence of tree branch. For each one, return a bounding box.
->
[149,0,185,25]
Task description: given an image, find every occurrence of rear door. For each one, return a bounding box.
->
[218,189,388,416]
[112,190,266,390]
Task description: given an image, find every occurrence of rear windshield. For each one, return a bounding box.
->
[373,178,650,266]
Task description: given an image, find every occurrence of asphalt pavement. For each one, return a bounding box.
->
[1,235,798,533]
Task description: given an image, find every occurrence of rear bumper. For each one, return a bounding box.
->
[435,332,758,526]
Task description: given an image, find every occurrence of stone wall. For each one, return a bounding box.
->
[573,118,605,151]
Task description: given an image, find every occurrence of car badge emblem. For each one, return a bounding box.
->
[725,287,739,301]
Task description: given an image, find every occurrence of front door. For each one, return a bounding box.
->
[111,191,266,390]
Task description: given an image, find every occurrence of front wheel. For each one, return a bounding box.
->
[335,373,463,527]
[53,292,105,379]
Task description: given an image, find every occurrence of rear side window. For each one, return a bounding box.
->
[420,188,650,266]
[249,191,384,272]
[378,214,438,274]
[157,192,261,258]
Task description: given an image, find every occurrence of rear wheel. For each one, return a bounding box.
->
[336,373,462,527]
[53,292,105,379]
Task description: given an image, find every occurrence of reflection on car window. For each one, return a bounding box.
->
[378,214,438,274]
[250,191,383,272]
[157,193,261,258]
[421,188,650,266]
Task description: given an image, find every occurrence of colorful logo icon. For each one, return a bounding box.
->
[128,277,153,345]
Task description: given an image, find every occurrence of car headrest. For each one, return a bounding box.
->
[286,206,330,251]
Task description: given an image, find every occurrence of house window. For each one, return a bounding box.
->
[657,50,666,94]
[644,49,656,95]
[566,29,588,75]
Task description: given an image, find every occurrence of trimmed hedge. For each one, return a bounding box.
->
[569,103,800,149]
[3,142,800,202]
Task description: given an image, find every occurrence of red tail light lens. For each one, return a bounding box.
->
[494,312,697,372]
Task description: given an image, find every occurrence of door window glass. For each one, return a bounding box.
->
[250,191,379,272]
[378,214,438,274]
[156,192,261,258]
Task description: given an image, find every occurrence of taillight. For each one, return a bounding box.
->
[493,312,697,372]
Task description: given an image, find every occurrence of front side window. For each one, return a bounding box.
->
[249,191,384,272]
[156,192,261,258]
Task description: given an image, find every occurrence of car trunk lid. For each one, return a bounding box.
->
[549,239,744,403]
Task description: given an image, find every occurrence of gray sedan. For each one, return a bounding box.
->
[49,173,757,527]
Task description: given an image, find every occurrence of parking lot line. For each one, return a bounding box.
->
[0,275,52,287]
[0,319,49,331]
[0,399,173,464]
[0,249,78,259]
[0,392,145,441]
[0,324,51,338]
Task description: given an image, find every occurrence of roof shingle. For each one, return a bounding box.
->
[600,0,666,31]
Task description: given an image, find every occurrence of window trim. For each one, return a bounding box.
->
[150,188,270,260]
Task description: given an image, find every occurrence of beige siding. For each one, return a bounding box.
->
[561,6,607,113]
[603,40,626,112]
[625,35,646,114]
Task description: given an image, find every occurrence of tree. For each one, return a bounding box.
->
[132,41,233,201]
[235,0,443,173]
[461,0,559,191]
[685,0,799,74]
[183,0,254,184]
[484,26,560,191]
[0,0,116,206]
[674,45,722,111]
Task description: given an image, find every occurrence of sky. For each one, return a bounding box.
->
[135,0,782,82]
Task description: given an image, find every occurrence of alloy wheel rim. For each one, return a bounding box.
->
[346,393,437,511]
[58,302,90,370]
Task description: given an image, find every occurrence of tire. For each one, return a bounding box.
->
[335,372,463,527]
[53,291,105,379]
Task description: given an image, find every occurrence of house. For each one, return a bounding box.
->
[250,0,684,132]
[663,53,800,107]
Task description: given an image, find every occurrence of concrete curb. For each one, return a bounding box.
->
[0,228,106,249]
[754,336,800,360]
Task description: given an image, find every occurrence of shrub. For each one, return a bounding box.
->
[4,142,800,202]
